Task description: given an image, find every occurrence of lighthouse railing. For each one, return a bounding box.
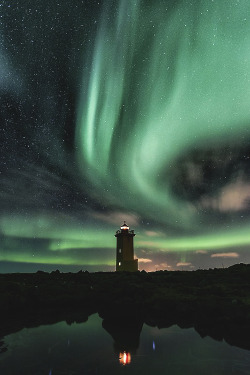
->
[115,229,135,235]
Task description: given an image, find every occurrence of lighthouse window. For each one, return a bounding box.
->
[119,262,121,266]
[119,249,122,253]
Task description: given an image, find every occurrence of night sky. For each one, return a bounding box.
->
[1,0,250,273]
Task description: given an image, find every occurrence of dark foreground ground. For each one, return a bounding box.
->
[1,263,250,353]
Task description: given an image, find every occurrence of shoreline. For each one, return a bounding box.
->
[1,264,250,351]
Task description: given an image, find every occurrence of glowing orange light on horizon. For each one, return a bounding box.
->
[119,351,131,365]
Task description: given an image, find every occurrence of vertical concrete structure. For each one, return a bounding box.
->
[115,222,138,272]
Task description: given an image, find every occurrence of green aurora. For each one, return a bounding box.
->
[77,0,250,228]
[1,0,250,271]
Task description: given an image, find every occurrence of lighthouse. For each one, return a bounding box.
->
[115,222,138,272]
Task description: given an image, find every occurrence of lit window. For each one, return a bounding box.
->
[119,262,121,266]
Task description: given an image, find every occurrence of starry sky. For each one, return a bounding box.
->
[1,0,250,273]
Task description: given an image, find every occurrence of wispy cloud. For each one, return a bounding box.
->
[211,252,239,258]
[176,262,192,267]
[196,250,208,254]
[137,257,152,263]
[145,231,159,237]
[145,231,166,237]
[155,262,172,270]
[200,179,250,212]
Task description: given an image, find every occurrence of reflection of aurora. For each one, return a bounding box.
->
[77,0,250,237]
[1,0,250,271]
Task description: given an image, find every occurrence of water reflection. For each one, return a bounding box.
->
[102,316,143,355]
[119,351,131,365]
[102,315,143,366]
[0,313,250,374]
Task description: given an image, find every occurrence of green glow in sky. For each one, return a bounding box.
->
[77,0,250,238]
[138,225,250,251]
[2,1,250,272]
[0,215,113,246]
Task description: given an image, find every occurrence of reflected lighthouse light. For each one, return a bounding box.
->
[119,351,131,365]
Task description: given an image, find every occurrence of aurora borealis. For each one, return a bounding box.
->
[1,0,250,272]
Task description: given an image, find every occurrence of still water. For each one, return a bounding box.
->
[0,313,250,375]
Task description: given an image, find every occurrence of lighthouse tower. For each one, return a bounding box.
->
[115,222,138,272]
